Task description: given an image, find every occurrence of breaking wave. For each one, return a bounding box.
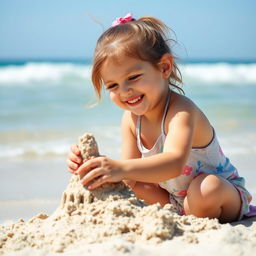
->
[0,61,256,86]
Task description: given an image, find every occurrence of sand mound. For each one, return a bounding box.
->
[0,133,245,256]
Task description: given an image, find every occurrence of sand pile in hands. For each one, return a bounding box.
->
[1,133,255,256]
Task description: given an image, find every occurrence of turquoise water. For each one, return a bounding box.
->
[0,59,255,159]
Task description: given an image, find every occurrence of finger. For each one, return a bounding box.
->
[71,144,81,156]
[66,159,79,171]
[89,154,104,160]
[68,151,82,165]
[76,158,99,175]
[80,167,104,185]
[88,175,109,190]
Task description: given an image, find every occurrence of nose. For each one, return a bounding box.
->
[119,84,132,98]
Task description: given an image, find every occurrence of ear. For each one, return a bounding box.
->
[158,54,173,79]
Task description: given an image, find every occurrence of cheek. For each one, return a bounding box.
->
[109,92,117,102]
[109,92,122,106]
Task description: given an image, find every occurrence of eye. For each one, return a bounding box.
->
[106,83,118,90]
[128,74,142,81]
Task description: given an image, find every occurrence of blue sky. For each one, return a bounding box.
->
[0,0,255,60]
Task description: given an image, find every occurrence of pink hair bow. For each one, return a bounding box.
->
[112,13,134,27]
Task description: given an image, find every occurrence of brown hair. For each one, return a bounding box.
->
[91,16,183,100]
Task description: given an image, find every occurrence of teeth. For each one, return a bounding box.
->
[128,96,141,104]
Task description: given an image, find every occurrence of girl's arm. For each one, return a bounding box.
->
[123,103,195,183]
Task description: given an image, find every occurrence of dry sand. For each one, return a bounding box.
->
[0,133,256,256]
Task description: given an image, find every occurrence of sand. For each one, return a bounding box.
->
[0,133,256,256]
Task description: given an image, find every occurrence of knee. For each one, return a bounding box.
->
[185,174,224,213]
[197,174,223,199]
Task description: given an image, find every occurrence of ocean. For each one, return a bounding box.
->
[0,59,256,221]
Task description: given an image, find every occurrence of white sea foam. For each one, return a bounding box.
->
[180,63,256,85]
[0,141,70,158]
[219,132,256,156]
[0,126,121,159]
[0,129,254,159]
[0,62,91,85]
[0,142,120,159]
[0,62,256,86]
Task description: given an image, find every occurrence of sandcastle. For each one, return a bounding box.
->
[57,133,142,217]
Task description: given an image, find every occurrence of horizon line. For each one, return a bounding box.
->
[0,57,256,63]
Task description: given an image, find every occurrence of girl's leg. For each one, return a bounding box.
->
[132,182,170,207]
[183,174,241,223]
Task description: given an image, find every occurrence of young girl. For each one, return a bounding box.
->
[67,14,254,223]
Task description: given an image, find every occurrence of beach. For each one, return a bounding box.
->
[1,202,256,256]
[1,132,256,256]
[0,59,256,255]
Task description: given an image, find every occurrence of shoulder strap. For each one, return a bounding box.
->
[136,115,143,152]
[161,91,171,135]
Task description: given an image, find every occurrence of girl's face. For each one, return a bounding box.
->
[100,55,171,117]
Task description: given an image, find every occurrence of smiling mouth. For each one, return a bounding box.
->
[125,95,144,106]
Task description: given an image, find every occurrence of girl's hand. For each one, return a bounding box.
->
[66,144,83,174]
[76,157,125,190]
